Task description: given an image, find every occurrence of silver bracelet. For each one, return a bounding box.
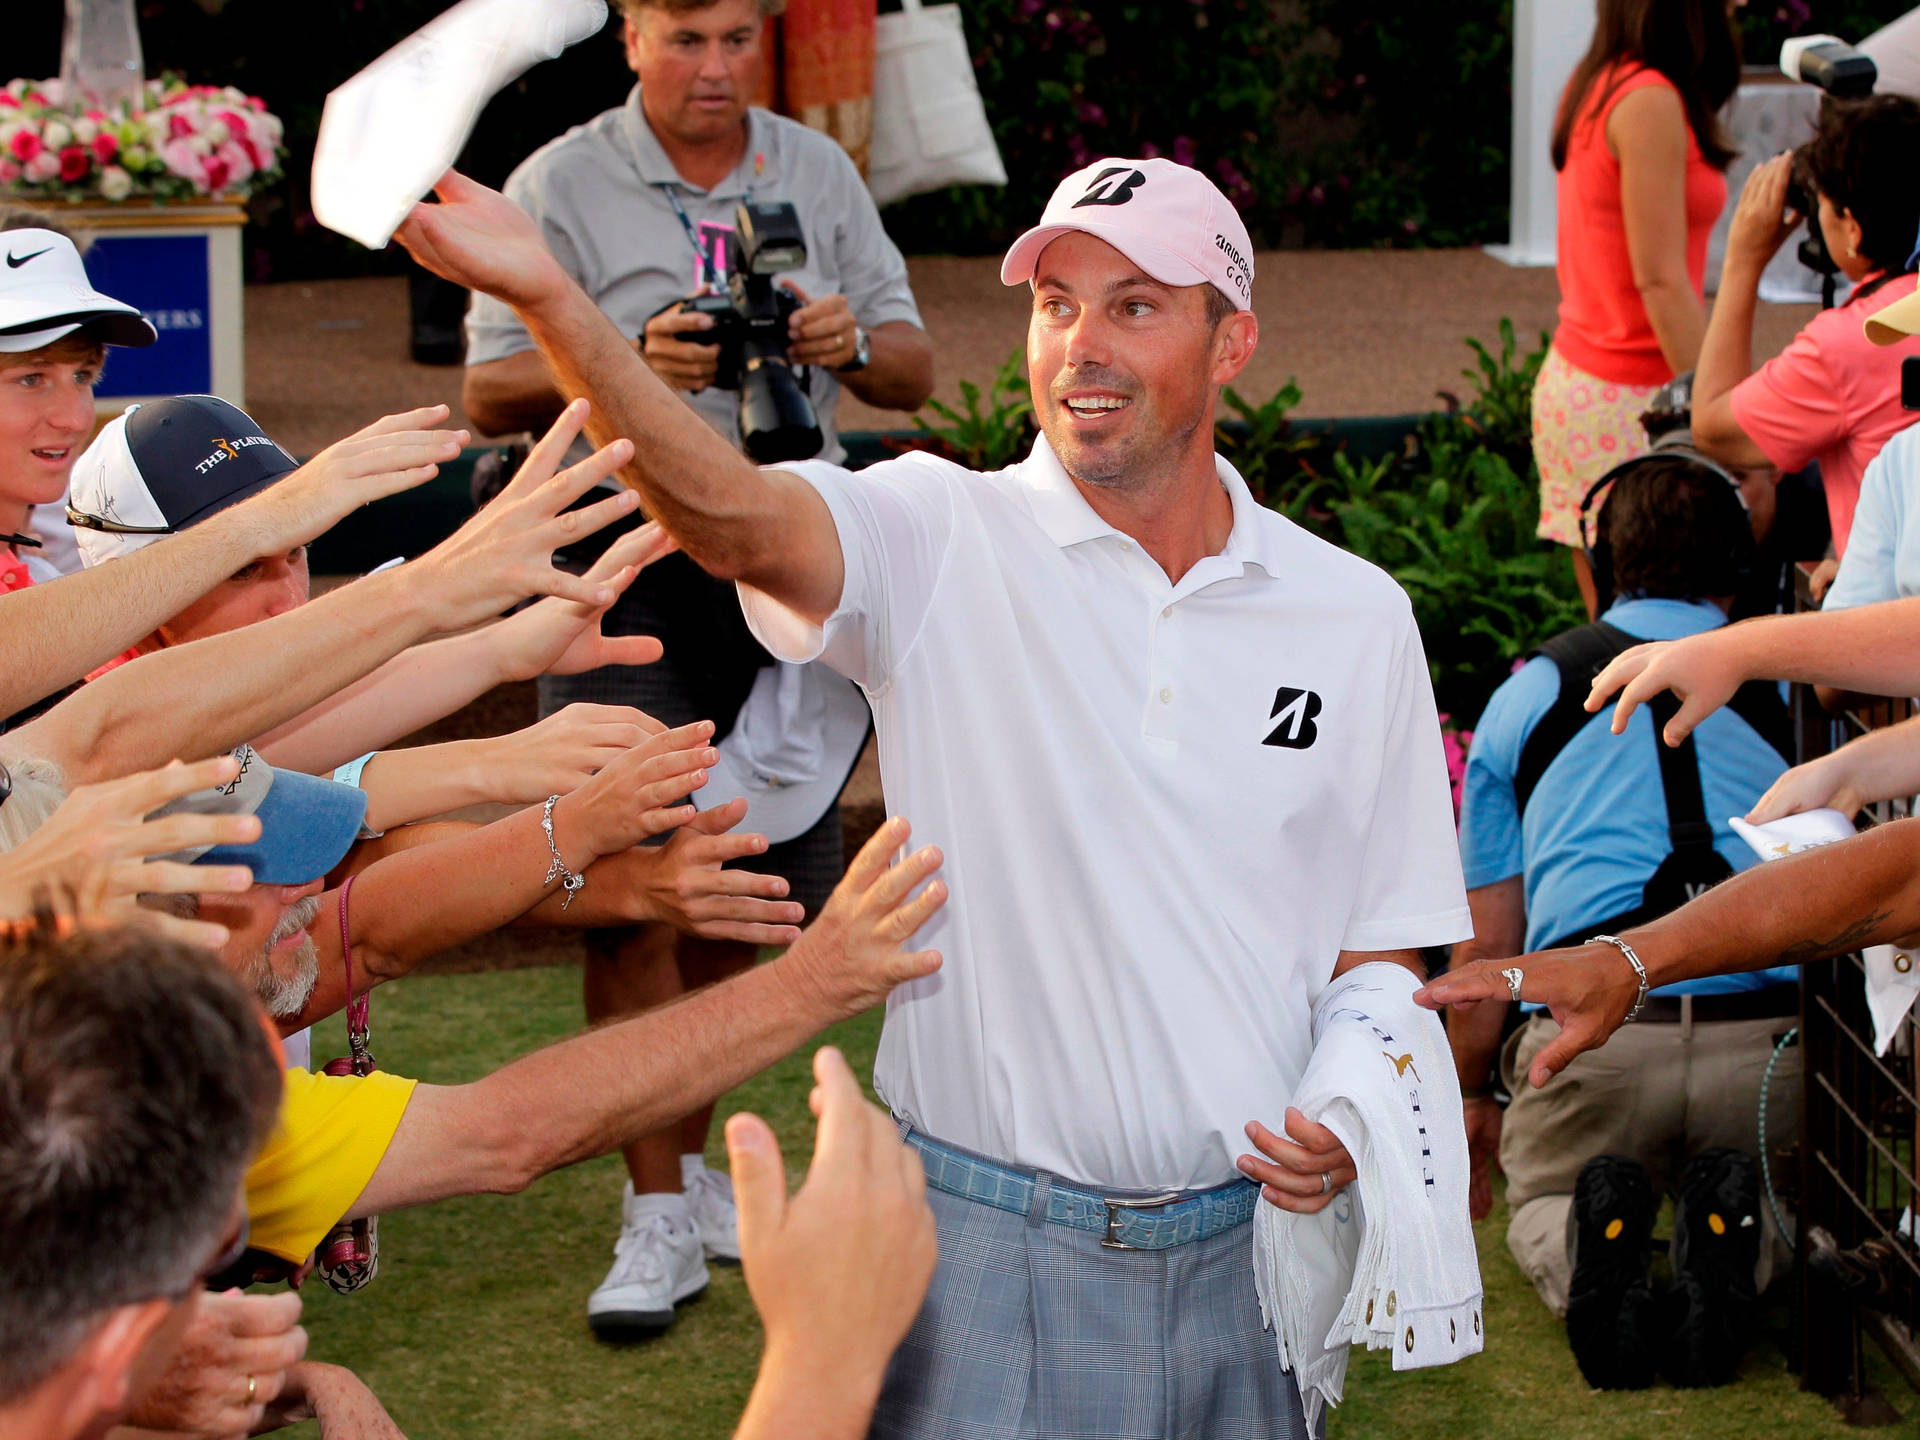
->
[1589,933,1650,1023]
[540,794,586,911]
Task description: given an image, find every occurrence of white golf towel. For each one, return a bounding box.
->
[311,0,608,249]
[1252,961,1483,1430]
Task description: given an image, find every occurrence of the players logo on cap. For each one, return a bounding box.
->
[1000,157,1255,313]
[67,395,301,566]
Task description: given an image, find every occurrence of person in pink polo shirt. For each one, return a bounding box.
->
[1690,95,1920,582]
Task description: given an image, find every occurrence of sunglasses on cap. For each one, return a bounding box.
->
[65,503,173,537]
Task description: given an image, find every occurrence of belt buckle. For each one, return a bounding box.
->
[1100,1191,1183,1250]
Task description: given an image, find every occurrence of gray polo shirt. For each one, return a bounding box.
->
[466,86,923,465]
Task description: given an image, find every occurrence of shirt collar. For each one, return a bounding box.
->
[1602,595,1728,636]
[618,85,767,199]
[1015,431,1285,579]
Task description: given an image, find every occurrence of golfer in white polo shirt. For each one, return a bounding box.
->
[397,158,1470,1438]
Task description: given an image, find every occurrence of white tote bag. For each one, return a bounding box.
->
[869,0,1007,207]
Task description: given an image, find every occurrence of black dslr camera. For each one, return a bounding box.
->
[1780,35,1878,306]
[675,201,823,465]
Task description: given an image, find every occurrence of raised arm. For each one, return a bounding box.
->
[0,406,464,719]
[1585,595,1920,745]
[1690,154,1800,472]
[7,409,640,784]
[286,723,728,1028]
[254,520,673,775]
[394,171,845,624]
[1418,817,1920,1084]
[348,817,945,1214]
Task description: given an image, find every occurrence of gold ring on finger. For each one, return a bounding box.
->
[246,1375,258,1404]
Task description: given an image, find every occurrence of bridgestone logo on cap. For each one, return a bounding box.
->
[1072,167,1147,208]
[1216,233,1252,301]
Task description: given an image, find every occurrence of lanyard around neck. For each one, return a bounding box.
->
[660,183,717,289]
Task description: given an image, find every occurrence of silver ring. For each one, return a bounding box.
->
[1501,966,1524,1003]
[1320,1172,1332,1195]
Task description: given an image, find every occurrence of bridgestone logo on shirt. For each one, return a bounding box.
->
[1263,687,1322,749]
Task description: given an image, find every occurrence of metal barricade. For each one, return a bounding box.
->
[1792,573,1920,1420]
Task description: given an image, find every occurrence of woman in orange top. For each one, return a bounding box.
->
[1534,0,1742,614]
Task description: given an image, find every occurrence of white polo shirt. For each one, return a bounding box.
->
[742,435,1470,1191]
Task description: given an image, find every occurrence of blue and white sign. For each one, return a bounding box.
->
[83,233,213,397]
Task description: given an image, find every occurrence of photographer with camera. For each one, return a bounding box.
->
[1688,94,1920,573]
[460,0,932,1338]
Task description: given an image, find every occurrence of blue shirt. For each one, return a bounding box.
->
[1459,597,1797,998]
[1826,422,1920,611]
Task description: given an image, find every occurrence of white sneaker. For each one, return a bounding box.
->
[685,1164,741,1264]
[587,1186,709,1336]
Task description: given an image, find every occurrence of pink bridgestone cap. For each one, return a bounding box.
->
[1000,157,1254,312]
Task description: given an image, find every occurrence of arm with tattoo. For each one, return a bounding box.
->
[1419,819,1920,1086]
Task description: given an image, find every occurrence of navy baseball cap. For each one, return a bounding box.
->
[154,746,367,886]
[68,394,300,566]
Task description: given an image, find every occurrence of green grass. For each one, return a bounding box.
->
[287,966,1896,1439]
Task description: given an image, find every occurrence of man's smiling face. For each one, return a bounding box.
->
[1027,231,1225,493]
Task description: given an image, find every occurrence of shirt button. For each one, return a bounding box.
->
[1159,686,1173,704]
[1161,606,1173,619]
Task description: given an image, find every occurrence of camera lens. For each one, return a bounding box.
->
[738,356,823,464]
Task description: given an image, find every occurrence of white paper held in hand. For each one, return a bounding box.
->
[311,0,609,250]
[1726,808,1857,863]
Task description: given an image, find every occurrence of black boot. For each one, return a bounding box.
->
[1664,1147,1762,1388]
[1565,1154,1660,1389]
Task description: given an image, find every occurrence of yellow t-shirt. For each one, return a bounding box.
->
[245,1067,418,1262]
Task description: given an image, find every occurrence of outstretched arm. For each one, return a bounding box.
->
[6,405,639,785]
[0,407,466,719]
[394,171,845,624]
[1417,818,1920,1085]
[1585,596,1920,747]
[350,816,945,1214]
[255,523,670,774]
[287,723,729,1027]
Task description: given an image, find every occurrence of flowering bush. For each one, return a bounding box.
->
[0,75,283,203]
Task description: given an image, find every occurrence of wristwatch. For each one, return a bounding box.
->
[837,324,871,374]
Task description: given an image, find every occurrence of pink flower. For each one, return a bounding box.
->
[0,158,18,183]
[8,128,41,162]
[0,95,19,111]
[214,108,250,141]
[168,111,197,139]
[91,131,118,164]
[246,95,265,111]
[83,108,107,123]
[203,152,232,194]
[214,140,252,187]
[58,145,90,183]
[23,151,60,183]
[160,136,206,188]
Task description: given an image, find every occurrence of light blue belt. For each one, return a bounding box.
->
[902,1127,1260,1251]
